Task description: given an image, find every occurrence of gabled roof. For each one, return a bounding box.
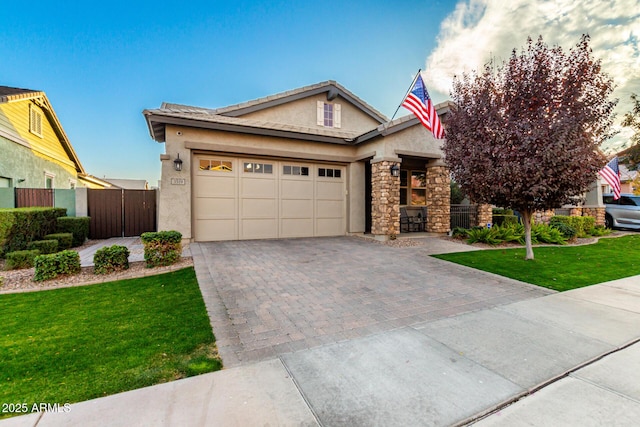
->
[144,81,389,144]
[0,85,86,175]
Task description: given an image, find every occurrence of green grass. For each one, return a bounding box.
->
[0,268,221,417]
[432,235,640,292]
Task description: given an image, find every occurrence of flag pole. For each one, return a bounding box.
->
[389,69,422,122]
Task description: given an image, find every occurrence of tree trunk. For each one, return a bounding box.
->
[522,210,534,260]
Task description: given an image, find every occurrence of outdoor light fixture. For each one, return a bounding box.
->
[173,154,183,171]
[390,164,400,177]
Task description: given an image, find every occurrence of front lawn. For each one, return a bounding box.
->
[432,235,640,292]
[0,267,221,417]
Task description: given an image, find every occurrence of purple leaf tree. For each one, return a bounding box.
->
[443,35,617,259]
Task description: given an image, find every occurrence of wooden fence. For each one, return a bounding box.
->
[88,189,157,239]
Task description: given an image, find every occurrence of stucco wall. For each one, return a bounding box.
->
[348,162,366,233]
[240,94,381,134]
[0,135,79,188]
[157,133,192,239]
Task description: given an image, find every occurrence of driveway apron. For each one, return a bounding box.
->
[191,236,552,367]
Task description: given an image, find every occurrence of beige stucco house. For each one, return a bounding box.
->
[143,81,452,242]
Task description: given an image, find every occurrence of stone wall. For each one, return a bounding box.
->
[371,160,400,237]
[425,166,450,233]
[477,204,493,227]
[573,207,606,226]
[534,210,555,224]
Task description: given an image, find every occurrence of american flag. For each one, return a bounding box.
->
[401,74,444,139]
[599,157,621,200]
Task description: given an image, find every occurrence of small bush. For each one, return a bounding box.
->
[550,215,596,238]
[550,222,577,240]
[589,225,611,237]
[451,227,469,239]
[34,250,81,281]
[531,223,567,245]
[141,231,182,268]
[467,227,502,245]
[56,217,90,247]
[27,239,59,255]
[43,233,74,251]
[5,249,41,270]
[493,214,519,227]
[94,245,130,275]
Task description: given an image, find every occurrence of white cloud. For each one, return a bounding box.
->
[425,0,640,151]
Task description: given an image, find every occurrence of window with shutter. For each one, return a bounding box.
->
[29,104,43,137]
[316,101,341,128]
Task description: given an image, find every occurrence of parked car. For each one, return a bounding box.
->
[603,193,640,230]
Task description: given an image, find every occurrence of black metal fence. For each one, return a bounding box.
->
[450,204,477,229]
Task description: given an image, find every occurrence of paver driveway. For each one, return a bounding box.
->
[191,236,552,367]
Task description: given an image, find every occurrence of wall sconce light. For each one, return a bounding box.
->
[390,164,400,177]
[173,154,183,172]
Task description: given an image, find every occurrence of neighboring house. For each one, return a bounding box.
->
[103,178,150,190]
[144,81,452,242]
[0,86,108,190]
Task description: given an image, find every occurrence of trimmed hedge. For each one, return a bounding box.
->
[94,245,130,275]
[33,250,81,281]
[27,239,59,255]
[43,233,74,251]
[550,215,596,238]
[141,230,182,267]
[57,216,90,247]
[5,249,41,270]
[0,207,66,256]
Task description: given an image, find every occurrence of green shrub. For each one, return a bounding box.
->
[94,245,130,275]
[33,250,81,281]
[43,233,74,251]
[451,227,469,239]
[550,222,577,240]
[141,231,182,267]
[531,223,567,245]
[0,207,66,256]
[27,239,59,255]
[56,216,90,247]
[492,208,514,215]
[467,227,502,245]
[493,223,524,243]
[5,249,40,270]
[589,225,611,237]
[493,214,519,227]
[550,215,596,238]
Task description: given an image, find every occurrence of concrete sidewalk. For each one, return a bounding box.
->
[2,273,639,426]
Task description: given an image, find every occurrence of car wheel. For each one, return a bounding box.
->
[605,214,613,229]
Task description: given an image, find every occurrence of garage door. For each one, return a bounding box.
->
[193,155,346,241]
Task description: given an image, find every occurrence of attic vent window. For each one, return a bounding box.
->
[29,104,43,137]
[316,101,341,129]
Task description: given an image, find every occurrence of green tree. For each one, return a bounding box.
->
[443,35,617,260]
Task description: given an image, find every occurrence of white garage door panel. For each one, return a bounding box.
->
[198,176,236,197]
[241,177,276,198]
[197,219,236,241]
[241,198,277,217]
[194,197,236,219]
[281,199,313,218]
[281,179,313,197]
[281,218,314,238]
[316,181,343,199]
[241,219,278,239]
[194,156,346,241]
[316,200,344,218]
[316,218,344,236]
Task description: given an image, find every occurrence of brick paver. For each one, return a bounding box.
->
[192,237,552,367]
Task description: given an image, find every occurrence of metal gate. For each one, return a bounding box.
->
[88,189,157,239]
[450,204,478,229]
[15,188,54,207]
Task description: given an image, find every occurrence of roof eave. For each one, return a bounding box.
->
[144,113,352,145]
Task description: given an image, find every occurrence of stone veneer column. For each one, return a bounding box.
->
[371,160,400,239]
[425,166,450,233]
[582,207,606,226]
[476,204,493,227]
[534,210,555,224]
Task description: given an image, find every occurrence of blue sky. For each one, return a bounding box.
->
[2,1,456,184]
[3,1,638,184]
